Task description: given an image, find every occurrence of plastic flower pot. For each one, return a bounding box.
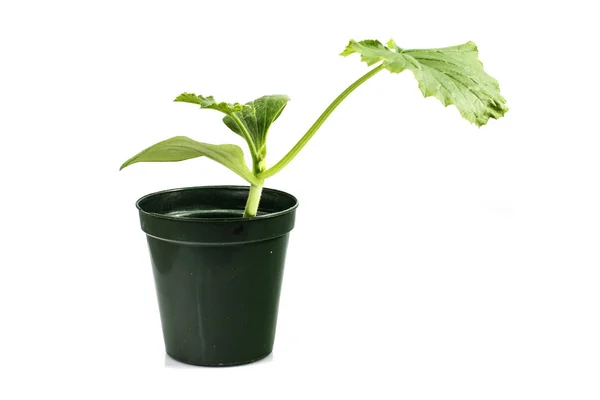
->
[136,186,298,366]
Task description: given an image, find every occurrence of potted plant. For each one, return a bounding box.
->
[120,38,508,366]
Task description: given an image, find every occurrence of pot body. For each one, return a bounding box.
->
[137,186,298,366]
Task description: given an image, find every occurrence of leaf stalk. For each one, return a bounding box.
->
[257,64,384,179]
[229,112,259,159]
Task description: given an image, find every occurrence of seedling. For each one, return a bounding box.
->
[120,39,508,217]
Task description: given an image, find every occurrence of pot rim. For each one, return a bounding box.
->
[136,185,299,223]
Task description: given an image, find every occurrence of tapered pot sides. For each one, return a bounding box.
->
[136,186,298,366]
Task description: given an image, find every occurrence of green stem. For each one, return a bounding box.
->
[243,153,266,217]
[243,181,264,218]
[257,64,384,179]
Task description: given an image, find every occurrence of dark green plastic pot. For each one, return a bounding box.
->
[136,186,298,366]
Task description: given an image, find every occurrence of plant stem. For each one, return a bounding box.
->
[232,110,264,218]
[257,64,385,179]
[243,154,266,217]
[243,181,264,218]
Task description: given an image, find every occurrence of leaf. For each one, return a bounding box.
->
[119,136,259,185]
[174,93,248,114]
[341,39,508,126]
[222,95,290,156]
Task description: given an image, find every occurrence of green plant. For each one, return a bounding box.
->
[120,39,508,217]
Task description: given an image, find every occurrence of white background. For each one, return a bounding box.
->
[1,0,599,398]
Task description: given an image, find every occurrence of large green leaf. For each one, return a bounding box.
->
[174,93,248,114]
[222,95,290,157]
[119,136,259,185]
[341,39,508,126]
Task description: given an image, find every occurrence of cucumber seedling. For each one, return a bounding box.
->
[121,39,508,217]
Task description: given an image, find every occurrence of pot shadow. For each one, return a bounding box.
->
[164,352,274,368]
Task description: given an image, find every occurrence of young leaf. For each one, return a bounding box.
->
[174,93,248,115]
[222,95,290,157]
[119,136,259,185]
[341,39,508,126]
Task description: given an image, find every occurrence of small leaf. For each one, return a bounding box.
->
[174,93,248,114]
[222,95,290,156]
[119,136,259,185]
[341,39,508,126]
